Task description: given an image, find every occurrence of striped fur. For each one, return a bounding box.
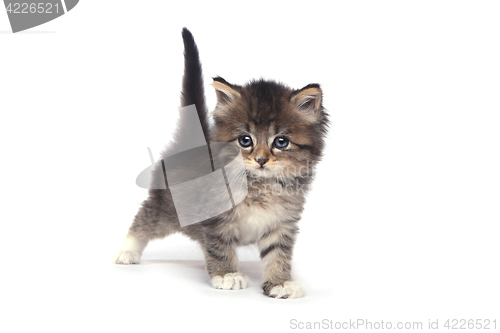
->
[113,28,329,299]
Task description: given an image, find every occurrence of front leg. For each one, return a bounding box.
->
[203,231,248,290]
[258,224,304,299]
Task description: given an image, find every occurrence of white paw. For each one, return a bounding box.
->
[112,251,141,264]
[269,281,305,299]
[211,272,248,290]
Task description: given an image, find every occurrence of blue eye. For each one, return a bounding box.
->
[273,137,289,149]
[238,135,253,148]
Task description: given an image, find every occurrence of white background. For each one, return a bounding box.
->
[1,1,499,332]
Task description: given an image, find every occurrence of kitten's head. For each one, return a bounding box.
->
[211,77,328,180]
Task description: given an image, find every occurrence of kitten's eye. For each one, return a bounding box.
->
[273,137,289,149]
[238,135,253,148]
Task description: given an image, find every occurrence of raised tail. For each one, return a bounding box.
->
[144,29,211,190]
[180,28,210,142]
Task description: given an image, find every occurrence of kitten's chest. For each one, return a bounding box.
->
[230,178,305,245]
[233,200,297,245]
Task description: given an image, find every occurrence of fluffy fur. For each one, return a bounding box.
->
[113,28,329,299]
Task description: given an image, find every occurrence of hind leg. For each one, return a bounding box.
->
[112,231,148,264]
[113,193,180,264]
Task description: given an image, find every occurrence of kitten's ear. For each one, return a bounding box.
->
[291,84,322,114]
[211,77,240,104]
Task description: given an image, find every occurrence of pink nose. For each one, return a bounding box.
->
[255,157,269,166]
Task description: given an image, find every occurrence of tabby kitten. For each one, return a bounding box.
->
[113,28,328,299]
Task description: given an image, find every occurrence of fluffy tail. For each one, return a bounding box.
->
[180,28,210,142]
[147,29,210,190]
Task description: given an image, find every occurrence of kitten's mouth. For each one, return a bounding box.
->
[245,163,267,171]
[246,165,270,174]
[244,164,274,177]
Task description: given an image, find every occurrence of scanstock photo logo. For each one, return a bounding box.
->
[3,0,78,32]
[135,105,249,227]
[134,104,316,227]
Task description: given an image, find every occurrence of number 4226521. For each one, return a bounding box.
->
[6,3,60,14]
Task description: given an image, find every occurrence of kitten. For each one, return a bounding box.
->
[113,28,329,299]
